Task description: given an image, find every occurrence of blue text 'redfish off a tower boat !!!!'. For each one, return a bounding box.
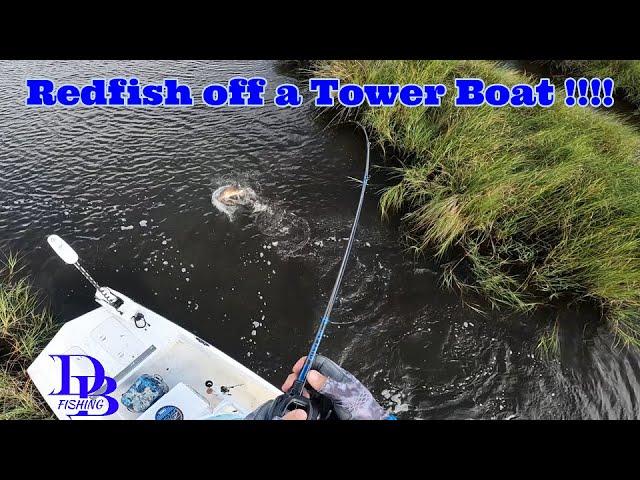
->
[27,235,281,420]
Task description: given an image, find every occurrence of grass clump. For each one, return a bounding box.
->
[0,253,54,419]
[313,60,640,347]
[542,60,640,108]
[537,321,560,359]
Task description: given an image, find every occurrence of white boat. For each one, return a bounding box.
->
[27,236,281,420]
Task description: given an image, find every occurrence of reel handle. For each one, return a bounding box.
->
[266,380,317,420]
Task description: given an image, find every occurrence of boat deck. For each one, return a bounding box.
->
[28,288,281,420]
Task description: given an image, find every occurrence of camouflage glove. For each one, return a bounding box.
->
[310,355,392,420]
[245,355,394,420]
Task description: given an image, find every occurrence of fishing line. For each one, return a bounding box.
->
[293,120,371,391]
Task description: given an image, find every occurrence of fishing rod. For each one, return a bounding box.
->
[267,121,371,420]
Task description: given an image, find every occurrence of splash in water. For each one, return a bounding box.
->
[211,184,270,220]
[211,181,310,256]
[253,207,311,255]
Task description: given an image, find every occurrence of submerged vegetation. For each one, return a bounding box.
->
[0,253,54,419]
[542,60,640,109]
[313,60,640,348]
[537,321,560,358]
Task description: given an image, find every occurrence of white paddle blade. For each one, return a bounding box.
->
[47,235,79,264]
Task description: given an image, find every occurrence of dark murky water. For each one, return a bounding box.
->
[1,60,639,419]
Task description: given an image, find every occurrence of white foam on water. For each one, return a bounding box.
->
[211,184,265,220]
[211,180,311,257]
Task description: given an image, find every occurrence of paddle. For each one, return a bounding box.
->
[47,234,121,307]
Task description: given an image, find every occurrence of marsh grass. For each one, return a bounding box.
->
[0,253,54,419]
[543,60,640,109]
[0,368,52,420]
[537,321,560,358]
[313,60,640,348]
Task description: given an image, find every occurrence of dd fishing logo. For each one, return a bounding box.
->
[49,354,119,418]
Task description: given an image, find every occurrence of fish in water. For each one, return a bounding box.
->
[212,183,268,219]
[211,180,310,254]
[216,186,250,206]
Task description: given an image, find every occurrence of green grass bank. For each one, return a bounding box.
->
[313,60,640,347]
[542,60,640,109]
[0,254,54,419]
